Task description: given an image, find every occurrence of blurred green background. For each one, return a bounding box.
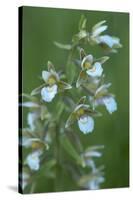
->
[22,6,129,191]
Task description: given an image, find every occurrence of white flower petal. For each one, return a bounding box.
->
[27,112,39,131]
[42,71,51,82]
[81,54,93,69]
[98,35,120,48]
[86,159,96,172]
[41,84,58,102]
[86,62,103,77]
[92,25,108,37]
[78,116,94,134]
[26,151,42,171]
[103,96,117,114]
[22,137,32,147]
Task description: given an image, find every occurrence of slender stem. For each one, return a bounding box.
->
[30,182,36,194]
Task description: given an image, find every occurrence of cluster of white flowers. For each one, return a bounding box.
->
[90,20,122,52]
[20,17,122,192]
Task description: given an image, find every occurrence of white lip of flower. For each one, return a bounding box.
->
[41,84,58,102]
[27,111,39,131]
[78,115,94,134]
[26,150,42,171]
[86,62,103,77]
[97,35,121,48]
[103,96,117,114]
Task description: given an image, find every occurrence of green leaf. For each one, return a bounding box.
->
[66,62,77,84]
[31,83,46,96]
[65,111,77,128]
[55,102,65,120]
[78,15,87,31]
[40,106,50,120]
[60,135,85,167]
[54,41,72,50]
[39,159,57,178]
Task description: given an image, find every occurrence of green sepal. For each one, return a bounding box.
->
[80,48,86,60]
[31,83,46,96]
[54,41,72,50]
[84,107,102,117]
[58,81,72,91]
[47,61,55,72]
[95,83,111,99]
[78,15,87,31]
[77,96,86,105]
[92,20,106,32]
[76,70,88,88]
[94,56,109,64]
[65,111,77,128]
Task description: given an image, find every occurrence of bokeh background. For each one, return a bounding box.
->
[22,6,129,191]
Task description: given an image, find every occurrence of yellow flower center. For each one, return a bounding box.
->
[77,108,85,117]
[48,76,56,86]
[83,62,91,70]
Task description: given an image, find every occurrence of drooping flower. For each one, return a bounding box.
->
[41,84,58,102]
[76,49,109,88]
[31,61,72,102]
[102,96,117,114]
[26,150,42,171]
[65,96,101,134]
[27,111,40,131]
[78,115,94,134]
[87,175,105,190]
[91,83,117,114]
[90,21,122,52]
[97,35,122,49]
[82,145,104,172]
[78,165,105,190]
